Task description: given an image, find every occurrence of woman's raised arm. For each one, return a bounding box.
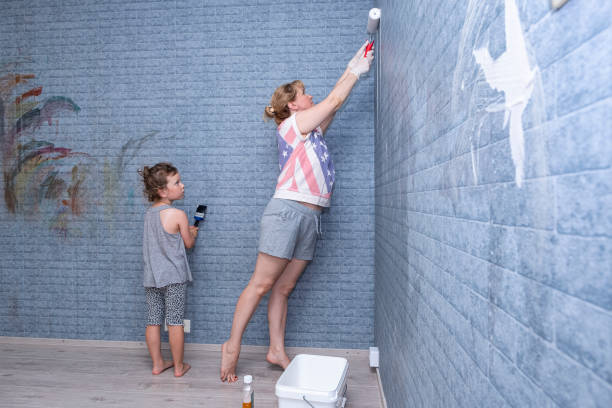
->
[295,41,374,135]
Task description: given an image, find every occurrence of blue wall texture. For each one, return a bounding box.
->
[2,0,612,406]
[0,0,375,349]
[374,0,611,407]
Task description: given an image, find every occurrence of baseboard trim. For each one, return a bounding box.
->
[0,336,370,356]
[376,367,388,408]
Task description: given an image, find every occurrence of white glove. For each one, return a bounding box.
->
[348,41,368,70]
[348,41,374,79]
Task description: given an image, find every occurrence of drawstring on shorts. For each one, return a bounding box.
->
[314,213,322,239]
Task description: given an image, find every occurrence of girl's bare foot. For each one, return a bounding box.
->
[152,360,174,375]
[174,362,191,377]
[220,341,239,383]
[266,348,291,369]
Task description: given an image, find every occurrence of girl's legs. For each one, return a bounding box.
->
[168,325,190,377]
[145,287,174,375]
[266,258,309,369]
[145,325,174,374]
[166,283,189,377]
[220,252,290,382]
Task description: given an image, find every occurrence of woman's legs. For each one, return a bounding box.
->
[266,258,309,369]
[220,252,290,382]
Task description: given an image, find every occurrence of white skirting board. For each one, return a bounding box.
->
[376,367,388,408]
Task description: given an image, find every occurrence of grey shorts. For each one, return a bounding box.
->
[145,283,186,326]
[258,198,322,260]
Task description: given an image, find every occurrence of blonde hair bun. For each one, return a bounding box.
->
[263,80,304,125]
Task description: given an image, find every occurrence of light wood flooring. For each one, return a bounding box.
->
[0,337,383,408]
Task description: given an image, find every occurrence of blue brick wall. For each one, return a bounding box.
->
[374,0,611,407]
[0,0,375,349]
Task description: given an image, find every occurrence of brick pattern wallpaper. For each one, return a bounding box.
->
[373,0,611,406]
[0,0,375,349]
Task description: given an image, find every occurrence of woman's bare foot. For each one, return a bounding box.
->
[174,362,191,377]
[266,348,291,369]
[220,341,239,383]
[152,359,174,375]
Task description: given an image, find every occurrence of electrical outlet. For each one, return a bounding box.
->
[369,346,380,368]
[163,319,191,333]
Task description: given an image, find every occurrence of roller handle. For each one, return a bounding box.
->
[193,204,207,227]
[364,40,374,57]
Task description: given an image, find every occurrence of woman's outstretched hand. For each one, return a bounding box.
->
[348,41,368,69]
[348,41,374,79]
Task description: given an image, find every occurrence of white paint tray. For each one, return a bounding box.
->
[275,354,348,408]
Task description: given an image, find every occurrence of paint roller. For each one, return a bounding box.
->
[364,8,381,57]
[193,204,207,226]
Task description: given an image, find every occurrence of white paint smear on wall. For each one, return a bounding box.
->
[473,0,538,187]
[451,0,491,186]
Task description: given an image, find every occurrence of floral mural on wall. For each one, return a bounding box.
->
[1,60,159,237]
[0,63,89,237]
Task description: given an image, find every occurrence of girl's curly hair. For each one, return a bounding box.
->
[138,162,177,202]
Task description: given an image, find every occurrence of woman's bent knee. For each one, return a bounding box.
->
[272,283,295,298]
[252,280,275,297]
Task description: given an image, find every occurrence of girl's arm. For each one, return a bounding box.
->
[296,42,373,135]
[175,210,198,248]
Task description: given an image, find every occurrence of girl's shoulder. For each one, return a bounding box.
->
[160,207,187,221]
[149,204,185,218]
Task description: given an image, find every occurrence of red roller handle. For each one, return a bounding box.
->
[364,41,374,57]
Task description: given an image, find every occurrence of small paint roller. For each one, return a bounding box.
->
[364,8,381,57]
[193,204,207,226]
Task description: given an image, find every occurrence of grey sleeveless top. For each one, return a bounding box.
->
[143,205,192,288]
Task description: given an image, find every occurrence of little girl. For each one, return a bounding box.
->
[139,162,198,377]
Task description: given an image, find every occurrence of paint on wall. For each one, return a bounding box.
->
[1,67,89,236]
[103,130,160,224]
[2,61,164,237]
[451,1,489,186]
[452,0,545,187]
[473,0,537,187]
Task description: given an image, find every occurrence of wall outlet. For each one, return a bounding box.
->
[164,319,191,333]
[369,346,380,368]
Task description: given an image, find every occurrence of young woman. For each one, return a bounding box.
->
[220,42,374,383]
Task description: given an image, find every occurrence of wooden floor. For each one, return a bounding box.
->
[0,337,383,408]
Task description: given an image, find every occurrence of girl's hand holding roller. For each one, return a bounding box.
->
[188,225,198,239]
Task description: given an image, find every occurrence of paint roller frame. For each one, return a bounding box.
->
[364,8,381,56]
